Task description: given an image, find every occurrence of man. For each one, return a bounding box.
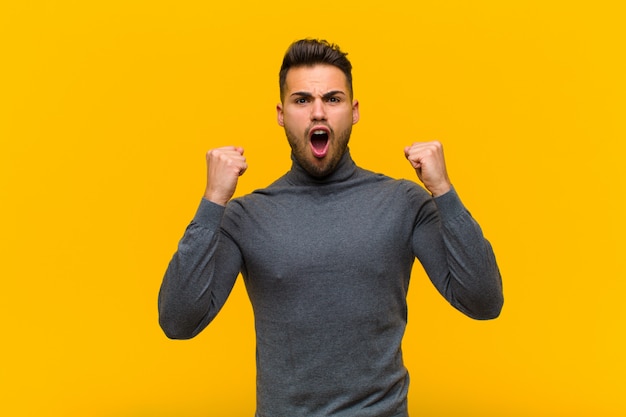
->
[159,39,503,417]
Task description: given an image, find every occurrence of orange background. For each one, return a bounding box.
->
[1,1,624,416]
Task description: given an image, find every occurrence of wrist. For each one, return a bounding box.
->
[203,190,229,207]
[429,183,452,198]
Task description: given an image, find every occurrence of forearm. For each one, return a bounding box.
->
[158,199,241,339]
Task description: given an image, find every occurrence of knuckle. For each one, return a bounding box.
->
[208,148,223,158]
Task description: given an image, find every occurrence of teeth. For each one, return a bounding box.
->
[312,130,326,135]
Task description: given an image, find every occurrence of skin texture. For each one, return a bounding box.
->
[203,63,452,206]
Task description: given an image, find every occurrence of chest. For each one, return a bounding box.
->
[236,188,414,281]
[225,183,420,320]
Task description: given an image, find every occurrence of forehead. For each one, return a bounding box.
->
[284,64,349,94]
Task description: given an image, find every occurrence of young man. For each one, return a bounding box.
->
[159,39,503,417]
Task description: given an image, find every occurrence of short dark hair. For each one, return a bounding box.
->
[279,39,353,102]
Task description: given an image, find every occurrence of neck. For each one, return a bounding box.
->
[287,149,357,185]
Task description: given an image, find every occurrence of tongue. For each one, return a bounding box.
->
[311,136,329,158]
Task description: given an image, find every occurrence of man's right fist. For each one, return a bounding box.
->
[203,146,247,206]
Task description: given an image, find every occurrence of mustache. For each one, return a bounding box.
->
[305,123,334,137]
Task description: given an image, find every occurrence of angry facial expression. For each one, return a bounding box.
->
[277,64,359,178]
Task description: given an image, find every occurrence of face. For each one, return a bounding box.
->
[277,64,359,178]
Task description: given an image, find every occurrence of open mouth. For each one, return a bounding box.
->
[310,129,330,158]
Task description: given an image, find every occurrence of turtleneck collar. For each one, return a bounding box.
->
[285,149,358,186]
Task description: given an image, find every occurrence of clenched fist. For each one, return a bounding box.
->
[404,141,452,197]
[204,146,248,206]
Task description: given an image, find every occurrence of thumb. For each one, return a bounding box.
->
[404,148,421,170]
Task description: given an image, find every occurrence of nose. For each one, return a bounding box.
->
[310,98,326,121]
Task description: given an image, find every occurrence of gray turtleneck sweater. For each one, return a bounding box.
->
[158,151,503,417]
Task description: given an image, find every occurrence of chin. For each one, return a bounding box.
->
[306,155,342,178]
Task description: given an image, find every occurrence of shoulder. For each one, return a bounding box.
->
[224,175,291,218]
[355,167,431,201]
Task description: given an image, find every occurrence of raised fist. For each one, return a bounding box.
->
[203,146,247,206]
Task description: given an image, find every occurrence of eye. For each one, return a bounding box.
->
[295,97,309,104]
[327,96,341,103]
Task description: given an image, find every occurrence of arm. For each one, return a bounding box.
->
[405,142,503,319]
[412,188,503,319]
[158,200,243,338]
[158,146,247,339]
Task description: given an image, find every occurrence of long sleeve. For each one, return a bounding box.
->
[158,198,243,339]
[412,186,504,320]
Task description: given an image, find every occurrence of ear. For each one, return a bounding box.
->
[352,100,360,125]
[276,103,284,127]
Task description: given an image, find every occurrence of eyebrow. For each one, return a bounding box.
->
[290,90,347,99]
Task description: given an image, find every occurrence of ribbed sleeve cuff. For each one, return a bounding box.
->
[192,198,226,229]
[432,186,467,220]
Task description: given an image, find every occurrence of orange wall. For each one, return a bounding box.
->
[1,1,624,416]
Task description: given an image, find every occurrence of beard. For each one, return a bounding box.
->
[284,124,352,178]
